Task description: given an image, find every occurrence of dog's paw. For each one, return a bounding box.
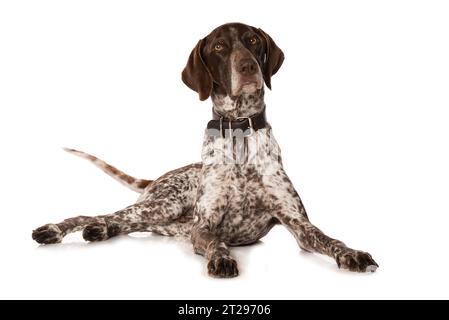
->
[82,223,108,242]
[336,250,378,273]
[32,224,64,244]
[207,256,239,278]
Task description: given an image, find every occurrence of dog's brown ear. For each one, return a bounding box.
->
[182,39,213,101]
[257,28,285,90]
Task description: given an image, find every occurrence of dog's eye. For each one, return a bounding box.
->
[249,36,259,45]
[214,43,224,52]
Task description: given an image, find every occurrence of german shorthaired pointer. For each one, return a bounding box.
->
[32,23,378,277]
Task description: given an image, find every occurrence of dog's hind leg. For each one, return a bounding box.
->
[146,219,193,238]
[32,199,188,244]
[32,216,97,244]
[33,162,201,244]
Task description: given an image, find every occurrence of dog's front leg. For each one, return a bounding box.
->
[191,227,239,278]
[267,173,378,272]
[190,163,239,278]
[280,215,378,272]
[275,206,379,272]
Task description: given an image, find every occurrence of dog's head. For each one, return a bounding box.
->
[182,23,284,105]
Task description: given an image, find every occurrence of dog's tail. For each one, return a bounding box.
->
[63,148,153,193]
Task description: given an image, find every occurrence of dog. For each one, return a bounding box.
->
[32,22,378,278]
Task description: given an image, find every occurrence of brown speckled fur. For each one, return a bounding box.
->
[32,23,378,277]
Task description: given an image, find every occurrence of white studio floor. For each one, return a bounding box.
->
[4,211,446,299]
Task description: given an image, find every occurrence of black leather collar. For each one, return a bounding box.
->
[206,107,267,137]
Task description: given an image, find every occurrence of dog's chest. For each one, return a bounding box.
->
[217,167,278,244]
[198,129,283,244]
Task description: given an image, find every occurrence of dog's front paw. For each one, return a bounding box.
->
[207,256,239,278]
[32,224,64,244]
[336,250,378,273]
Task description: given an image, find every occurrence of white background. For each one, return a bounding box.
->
[1,0,448,299]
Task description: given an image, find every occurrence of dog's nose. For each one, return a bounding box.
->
[237,59,258,76]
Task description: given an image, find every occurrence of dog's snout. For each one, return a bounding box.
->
[237,59,257,76]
